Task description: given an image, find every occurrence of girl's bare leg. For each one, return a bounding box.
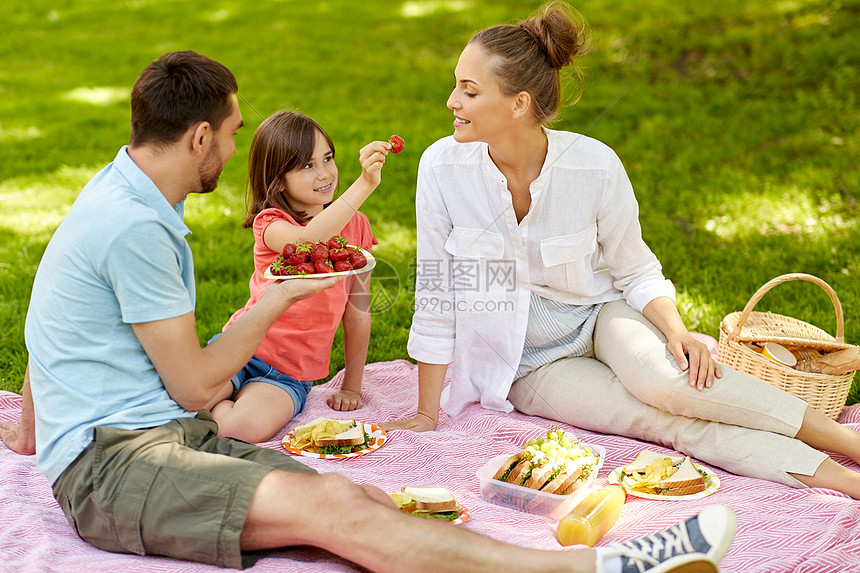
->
[211,382,295,443]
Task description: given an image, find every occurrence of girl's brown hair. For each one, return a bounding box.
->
[243,111,336,227]
[470,1,590,124]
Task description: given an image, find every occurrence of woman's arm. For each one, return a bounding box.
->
[263,141,390,252]
[642,296,721,390]
[328,274,371,411]
[0,365,36,455]
[381,362,447,432]
[385,148,457,432]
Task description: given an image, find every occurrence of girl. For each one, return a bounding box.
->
[383,1,860,499]
[209,110,391,443]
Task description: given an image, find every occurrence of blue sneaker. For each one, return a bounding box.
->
[597,505,737,573]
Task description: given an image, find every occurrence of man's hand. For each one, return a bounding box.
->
[267,275,346,307]
[327,389,363,411]
[380,412,438,433]
[0,420,36,455]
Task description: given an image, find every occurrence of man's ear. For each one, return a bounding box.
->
[189,121,212,156]
[512,91,532,119]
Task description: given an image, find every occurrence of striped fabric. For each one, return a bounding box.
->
[517,294,602,378]
[1,360,859,573]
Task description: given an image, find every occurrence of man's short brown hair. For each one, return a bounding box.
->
[130,50,238,148]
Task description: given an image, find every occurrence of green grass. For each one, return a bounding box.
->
[1,0,858,404]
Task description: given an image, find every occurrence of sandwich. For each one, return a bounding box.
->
[622,450,685,474]
[620,450,706,496]
[652,456,706,496]
[390,487,462,521]
[289,417,371,454]
[494,452,587,494]
[492,437,597,496]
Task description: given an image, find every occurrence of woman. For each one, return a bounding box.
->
[382,1,860,498]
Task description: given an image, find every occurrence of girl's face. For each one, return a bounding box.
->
[446,43,518,145]
[282,129,338,217]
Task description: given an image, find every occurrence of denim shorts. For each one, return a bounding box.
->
[231,354,313,415]
[209,334,313,416]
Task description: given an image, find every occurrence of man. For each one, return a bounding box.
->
[1,50,736,573]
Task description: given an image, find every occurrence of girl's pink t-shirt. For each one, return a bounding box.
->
[223,208,376,381]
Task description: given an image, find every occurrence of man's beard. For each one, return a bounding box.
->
[197,142,223,194]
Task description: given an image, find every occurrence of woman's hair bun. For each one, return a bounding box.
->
[519,1,589,70]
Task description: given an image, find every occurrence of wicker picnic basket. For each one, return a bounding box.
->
[718,273,855,420]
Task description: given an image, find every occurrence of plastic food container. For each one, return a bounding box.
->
[476,443,606,519]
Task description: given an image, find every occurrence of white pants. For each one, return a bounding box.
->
[508,300,827,487]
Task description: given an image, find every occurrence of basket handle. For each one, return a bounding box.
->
[727,273,845,343]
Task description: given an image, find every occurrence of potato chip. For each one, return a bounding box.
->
[623,457,679,492]
[389,491,413,507]
[289,418,354,452]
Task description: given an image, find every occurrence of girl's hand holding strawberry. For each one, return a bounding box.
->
[357,140,392,189]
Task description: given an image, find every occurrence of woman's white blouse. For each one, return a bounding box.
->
[407,131,675,417]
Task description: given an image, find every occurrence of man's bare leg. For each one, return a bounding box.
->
[0,365,36,455]
[241,470,596,573]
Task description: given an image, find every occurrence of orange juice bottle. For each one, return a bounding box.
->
[557,485,626,546]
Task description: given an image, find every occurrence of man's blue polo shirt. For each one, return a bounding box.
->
[25,146,197,484]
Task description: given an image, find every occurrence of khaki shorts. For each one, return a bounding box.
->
[52,411,315,569]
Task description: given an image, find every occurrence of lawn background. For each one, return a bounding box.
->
[1,0,858,403]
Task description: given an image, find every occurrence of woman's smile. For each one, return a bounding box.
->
[453,115,471,127]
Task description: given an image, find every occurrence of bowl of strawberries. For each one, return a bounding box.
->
[264,235,376,280]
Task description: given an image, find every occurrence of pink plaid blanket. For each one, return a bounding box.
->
[2,360,859,572]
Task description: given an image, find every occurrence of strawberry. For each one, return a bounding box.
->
[347,248,367,269]
[329,247,349,262]
[282,243,297,257]
[326,235,348,250]
[388,135,405,154]
[310,242,329,262]
[285,252,307,265]
[270,257,288,276]
[294,262,315,275]
[285,241,312,265]
[314,259,335,274]
[333,260,353,272]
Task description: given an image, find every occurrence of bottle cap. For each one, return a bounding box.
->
[606,483,627,502]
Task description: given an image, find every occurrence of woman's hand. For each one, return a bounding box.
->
[327,389,363,412]
[667,331,722,391]
[382,362,446,433]
[380,412,438,433]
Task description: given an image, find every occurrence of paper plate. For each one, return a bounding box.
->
[265,248,376,280]
[607,463,720,501]
[282,422,387,458]
[450,506,470,525]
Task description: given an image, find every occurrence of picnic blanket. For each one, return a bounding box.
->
[2,359,859,573]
